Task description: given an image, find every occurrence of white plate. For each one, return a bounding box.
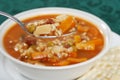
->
[0,32,120,80]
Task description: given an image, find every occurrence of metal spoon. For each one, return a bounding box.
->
[0,11,33,35]
[0,11,75,38]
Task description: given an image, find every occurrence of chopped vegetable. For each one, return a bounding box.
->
[58,16,75,33]
[47,42,54,47]
[89,27,99,36]
[88,39,103,46]
[69,52,77,58]
[31,52,47,60]
[33,24,52,36]
[67,58,87,63]
[53,60,70,66]
[77,25,89,32]
[76,42,95,50]
[27,24,36,33]
[74,35,81,43]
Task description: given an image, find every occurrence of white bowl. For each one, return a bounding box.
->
[0,7,111,80]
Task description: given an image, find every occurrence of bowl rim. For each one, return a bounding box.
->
[0,7,111,70]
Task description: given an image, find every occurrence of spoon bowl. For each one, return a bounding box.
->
[0,11,27,33]
[0,11,75,38]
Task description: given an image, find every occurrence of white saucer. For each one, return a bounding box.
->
[0,32,120,80]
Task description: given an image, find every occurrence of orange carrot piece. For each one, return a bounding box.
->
[76,38,103,50]
[53,60,70,66]
[58,16,75,33]
[48,56,59,63]
[87,39,103,46]
[31,52,47,60]
[69,52,77,58]
[74,35,81,43]
[88,27,99,36]
[67,58,87,63]
[77,25,89,32]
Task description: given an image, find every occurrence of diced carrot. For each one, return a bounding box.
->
[53,60,70,66]
[77,25,89,32]
[87,39,103,46]
[48,56,59,63]
[88,27,99,36]
[74,35,81,43]
[58,16,75,33]
[75,39,103,50]
[69,52,77,58]
[67,58,87,63]
[76,42,95,50]
[31,52,47,60]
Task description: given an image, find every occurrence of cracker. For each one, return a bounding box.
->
[77,46,120,80]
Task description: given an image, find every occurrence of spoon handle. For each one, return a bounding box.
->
[0,11,76,38]
[0,11,25,31]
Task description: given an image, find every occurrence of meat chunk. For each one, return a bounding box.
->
[23,35,37,46]
[45,18,55,24]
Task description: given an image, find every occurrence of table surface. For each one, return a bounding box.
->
[0,0,120,35]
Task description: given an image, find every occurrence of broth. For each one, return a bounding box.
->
[3,14,104,66]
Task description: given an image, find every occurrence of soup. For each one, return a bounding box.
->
[3,14,104,66]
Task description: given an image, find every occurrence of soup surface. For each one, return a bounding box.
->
[3,14,104,66]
